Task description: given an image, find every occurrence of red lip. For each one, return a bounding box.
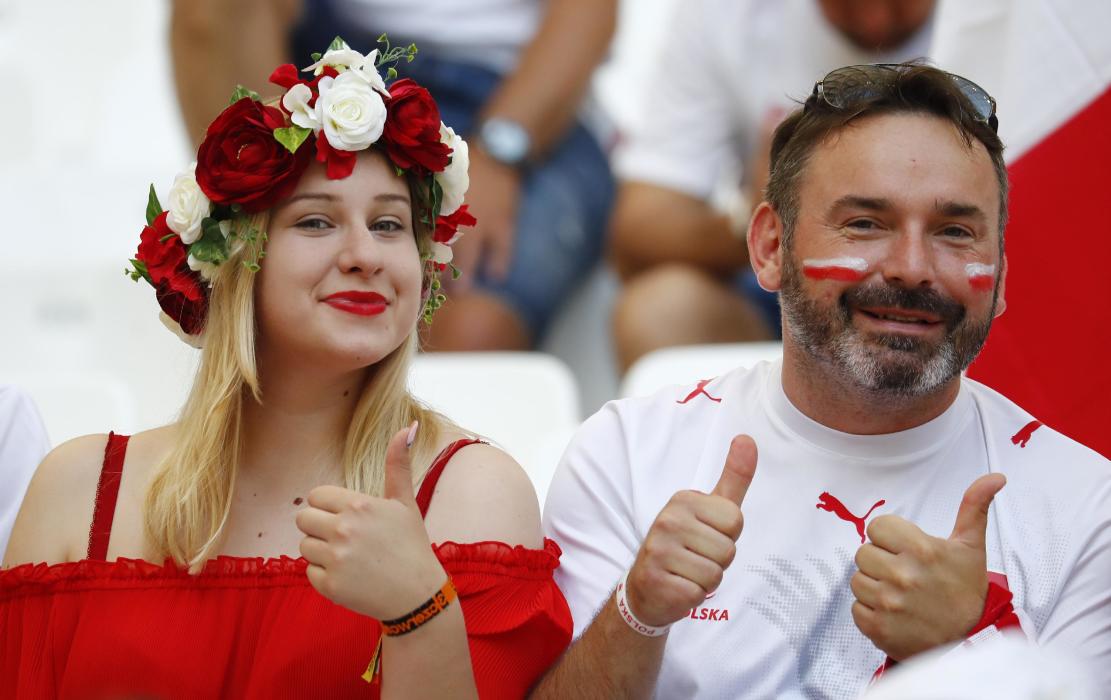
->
[323,291,388,317]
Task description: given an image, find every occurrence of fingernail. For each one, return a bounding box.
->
[406,420,419,449]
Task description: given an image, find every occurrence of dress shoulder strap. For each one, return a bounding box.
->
[87,432,130,561]
[416,438,484,518]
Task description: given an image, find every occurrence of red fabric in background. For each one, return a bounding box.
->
[968,86,1111,459]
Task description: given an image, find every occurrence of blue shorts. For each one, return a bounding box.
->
[292,12,615,339]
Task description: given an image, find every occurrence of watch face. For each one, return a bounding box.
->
[480,118,530,165]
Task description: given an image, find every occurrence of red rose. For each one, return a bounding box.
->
[315,132,357,179]
[156,270,208,336]
[381,79,451,173]
[196,98,312,213]
[137,212,186,281]
[135,211,209,335]
[433,205,476,243]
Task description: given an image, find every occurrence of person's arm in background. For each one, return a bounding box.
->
[171,0,303,147]
[453,0,618,283]
[608,0,775,282]
[609,182,748,280]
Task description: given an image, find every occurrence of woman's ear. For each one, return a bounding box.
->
[748,201,785,292]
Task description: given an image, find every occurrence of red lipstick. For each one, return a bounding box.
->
[323,291,387,316]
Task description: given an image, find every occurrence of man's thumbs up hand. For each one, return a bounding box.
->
[625,436,758,630]
[949,473,1006,548]
[850,474,1007,661]
[712,434,758,505]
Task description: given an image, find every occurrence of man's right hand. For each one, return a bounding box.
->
[625,435,758,628]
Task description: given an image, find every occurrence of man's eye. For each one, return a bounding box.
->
[941,226,973,239]
[846,219,878,230]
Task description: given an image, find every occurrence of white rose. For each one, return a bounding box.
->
[282,83,320,131]
[187,253,220,282]
[159,311,205,349]
[435,124,470,216]
[430,241,454,265]
[303,46,366,75]
[351,49,388,95]
[316,72,387,151]
[165,164,211,244]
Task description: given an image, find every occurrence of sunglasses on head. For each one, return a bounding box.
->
[810,63,999,133]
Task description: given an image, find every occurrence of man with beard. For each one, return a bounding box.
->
[534,63,1111,698]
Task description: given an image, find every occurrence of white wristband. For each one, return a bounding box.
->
[614,570,669,637]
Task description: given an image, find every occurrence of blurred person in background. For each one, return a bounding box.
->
[536,63,1111,698]
[609,0,935,371]
[172,0,617,352]
[0,385,50,559]
[1,40,570,698]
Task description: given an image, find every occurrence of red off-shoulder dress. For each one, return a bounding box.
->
[0,434,572,699]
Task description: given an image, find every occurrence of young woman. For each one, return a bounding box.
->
[1,40,571,699]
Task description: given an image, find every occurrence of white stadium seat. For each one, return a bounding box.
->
[620,342,784,399]
[410,352,581,507]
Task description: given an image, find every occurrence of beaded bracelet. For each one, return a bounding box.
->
[363,578,458,684]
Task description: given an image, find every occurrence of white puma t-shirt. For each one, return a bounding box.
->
[543,361,1111,698]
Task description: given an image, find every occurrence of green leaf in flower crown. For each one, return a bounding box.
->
[127,259,152,284]
[190,218,230,264]
[430,177,444,219]
[273,125,312,154]
[310,51,322,62]
[386,67,397,81]
[328,36,350,52]
[229,84,261,105]
[145,184,162,225]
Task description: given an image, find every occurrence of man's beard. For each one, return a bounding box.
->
[779,255,997,398]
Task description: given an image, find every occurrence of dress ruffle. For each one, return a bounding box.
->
[0,539,564,597]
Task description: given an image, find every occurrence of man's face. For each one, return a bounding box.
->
[778,112,1004,397]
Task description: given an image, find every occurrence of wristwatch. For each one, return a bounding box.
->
[476,117,531,167]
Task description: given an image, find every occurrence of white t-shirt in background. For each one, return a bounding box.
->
[0,386,50,560]
[615,0,933,201]
[543,361,1111,698]
[331,0,542,73]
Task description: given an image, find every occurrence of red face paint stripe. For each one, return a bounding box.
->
[969,275,995,291]
[803,266,867,282]
[966,263,997,292]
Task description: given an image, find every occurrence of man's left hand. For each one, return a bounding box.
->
[850,473,1007,661]
[448,148,521,290]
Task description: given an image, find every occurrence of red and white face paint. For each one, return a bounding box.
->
[965,263,996,292]
[802,257,869,282]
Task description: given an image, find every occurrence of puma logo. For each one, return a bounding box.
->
[1011,420,1042,448]
[677,379,722,405]
[816,492,886,544]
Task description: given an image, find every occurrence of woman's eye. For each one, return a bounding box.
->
[371,219,404,234]
[296,217,331,231]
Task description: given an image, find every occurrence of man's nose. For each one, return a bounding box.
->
[879,231,935,289]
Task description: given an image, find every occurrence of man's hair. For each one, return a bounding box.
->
[765,62,1008,248]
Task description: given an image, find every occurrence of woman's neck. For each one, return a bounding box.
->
[238,352,371,489]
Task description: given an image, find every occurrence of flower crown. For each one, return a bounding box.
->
[128,36,475,346]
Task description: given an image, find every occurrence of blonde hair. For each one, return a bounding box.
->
[145,197,452,569]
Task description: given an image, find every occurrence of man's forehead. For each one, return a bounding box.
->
[800,112,1000,217]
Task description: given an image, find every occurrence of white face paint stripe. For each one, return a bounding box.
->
[966,263,996,277]
[802,257,869,271]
